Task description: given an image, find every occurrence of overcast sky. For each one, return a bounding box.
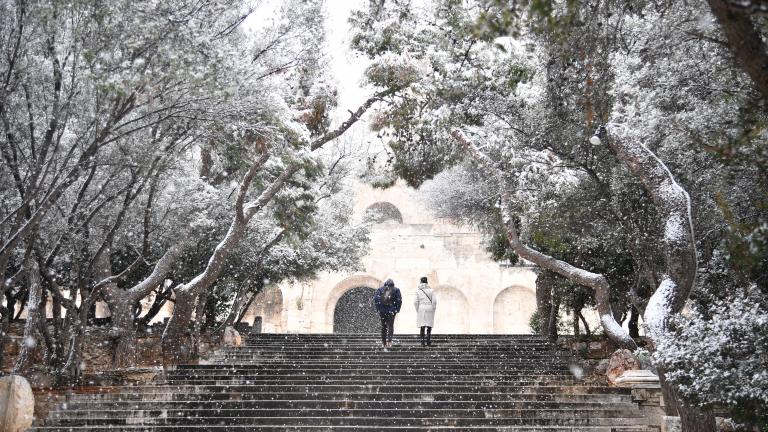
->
[243,0,383,164]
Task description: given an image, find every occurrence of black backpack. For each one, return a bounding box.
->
[380,285,395,307]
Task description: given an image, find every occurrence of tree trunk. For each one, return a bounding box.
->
[100,243,183,368]
[161,287,197,366]
[547,295,560,341]
[658,368,717,432]
[707,0,768,100]
[161,160,295,365]
[453,130,637,349]
[136,286,172,328]
[602,127,706,428]
[577,310,592,338]
[13,257,43,374]
[217,288,250,332]
[0,305,10,374]
[535,272,553,335]
[103,289,137,369]
[233,294,263,325]
[628,306,640,338]
[572,307,580,340]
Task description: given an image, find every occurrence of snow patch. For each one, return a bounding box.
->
[645,277,675,338]
[664,213,685,242]
[600,313,632,344]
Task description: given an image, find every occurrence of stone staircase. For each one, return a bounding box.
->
[32,334,657,431]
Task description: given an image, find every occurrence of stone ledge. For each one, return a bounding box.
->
[615,370,660,386]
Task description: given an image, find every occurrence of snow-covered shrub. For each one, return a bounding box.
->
[654,286,768,427]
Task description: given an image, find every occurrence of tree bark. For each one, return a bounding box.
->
[535,272,552,336]
[161,155,296,364]
[602,128,697,338]
[218,288,250,331]
[572,307,580,340]
[577,310,591,338]
[452,130,637,349]
[547,294,560,340]
[707,0,768,100]
[13,257,43,374]
[161,287,197,366]
[602,127,711,431]
[628,306,640,338]
[100,243,183,368]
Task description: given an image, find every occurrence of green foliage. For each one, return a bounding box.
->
[475,0,581,40]
[528,309,540,333]
[487,229,519,264]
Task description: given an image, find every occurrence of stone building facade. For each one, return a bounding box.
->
[242,180,539,335]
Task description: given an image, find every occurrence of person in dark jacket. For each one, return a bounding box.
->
[373,279,402,348]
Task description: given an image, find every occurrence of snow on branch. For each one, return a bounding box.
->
[451,129,637,349]
[602,124,697,339]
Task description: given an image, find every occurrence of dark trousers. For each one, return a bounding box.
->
[420,326,432,346]
[380,312,395,345]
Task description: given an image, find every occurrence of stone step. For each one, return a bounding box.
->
[208,352,569,359]
[247,334,550,338]
[48,407,644,422]
[44,415,651,427]
[33,425,658,432]
[216,346,565,352]
[37,334,651,431]
[173,364,571,372]
[204,358,571,366]
[164,369,575,376]
[238,342,559,349]
[66,391,633,404]
[159,380,582,388]
[161,374,577,382]
[56,384,633,396]
[233,344,559,350]
[58,400,638,411]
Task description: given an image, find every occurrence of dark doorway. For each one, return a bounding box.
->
[333,287,378,333]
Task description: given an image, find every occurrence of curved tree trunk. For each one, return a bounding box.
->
[101,244,184,368]
[452,130,637,349]
[161,159,296,365]
[603,127,714,432]
[160,88,400,366]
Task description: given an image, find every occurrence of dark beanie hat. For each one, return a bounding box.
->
[420,277,428,283]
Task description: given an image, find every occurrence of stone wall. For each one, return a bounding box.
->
[242,180,539,335]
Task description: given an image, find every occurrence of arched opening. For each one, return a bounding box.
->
[493,286,536,334]
[333,286,378,333]
[363,201,403,224]
[432,285,470,334]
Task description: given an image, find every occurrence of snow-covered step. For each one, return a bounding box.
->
[33,334,656,431]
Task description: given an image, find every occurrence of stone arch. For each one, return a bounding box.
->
[493,285,536,334]
[363,201,403,224]
[324,274,383,333]
[432,285,470,334]
[243,285,285,333]
[333,286,378,333]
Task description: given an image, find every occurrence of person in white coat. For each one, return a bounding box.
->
[414,276,437,347]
